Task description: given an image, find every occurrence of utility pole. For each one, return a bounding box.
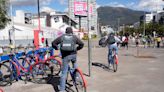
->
[123,24,125,35]
[87,0,92,77]
[97,18,100,37]
[143,12,145,36]
[9,0,15,46]
[37,0,41,31]
[68,0,71,26]
[117,18,120,34]
[143,10,146,36]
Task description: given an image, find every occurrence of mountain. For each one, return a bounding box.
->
[97,6,145,27]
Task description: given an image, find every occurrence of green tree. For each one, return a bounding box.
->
[0,0,10,29]
[119,22,164,36]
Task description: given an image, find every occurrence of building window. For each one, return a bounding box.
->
[54,16,59,23]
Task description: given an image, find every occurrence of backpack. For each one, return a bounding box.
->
[107,34,115,44]
[60,34,76,51]
[124,37,128,43]
[99,36,107,47]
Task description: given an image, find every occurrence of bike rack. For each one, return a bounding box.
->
[0,47,55,63]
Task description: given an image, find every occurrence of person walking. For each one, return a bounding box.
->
[156,36,162,48]
[135,36,140,47]
[124,36,129,49]
[45,38,49,47]
[51,27,84,92]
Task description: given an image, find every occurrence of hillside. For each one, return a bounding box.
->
[97,6,145,27]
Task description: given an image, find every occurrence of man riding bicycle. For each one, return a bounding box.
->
[106,32,122,68]
[52,27,84,92]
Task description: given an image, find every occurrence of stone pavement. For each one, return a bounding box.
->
[1,42,164,92]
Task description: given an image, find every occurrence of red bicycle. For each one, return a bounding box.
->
[109,48,119,72]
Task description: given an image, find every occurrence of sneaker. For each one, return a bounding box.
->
[108,64,112,69]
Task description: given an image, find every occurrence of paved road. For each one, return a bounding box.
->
[1,40,164,92]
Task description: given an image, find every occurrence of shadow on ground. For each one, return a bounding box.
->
[45,75,77,92]
[92,62,109,71]
[46,75,60,92]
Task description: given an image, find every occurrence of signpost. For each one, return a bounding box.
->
[74,0,92,76]
[34,0,42,49]
[87,0,92,77]
[74,1,87,32]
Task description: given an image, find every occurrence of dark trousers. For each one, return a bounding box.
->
[157,42,160,48]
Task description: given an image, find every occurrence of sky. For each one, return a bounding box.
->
[11,0,164,14]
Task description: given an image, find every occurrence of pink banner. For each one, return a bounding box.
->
[74,1,93,16]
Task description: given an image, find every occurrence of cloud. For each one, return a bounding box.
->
[96,4,101,9]
[40,6,55,13]
[64,8,68,12]
[137,0,164,11]
[108,2,126,8]
[11,0,52,6]
[127,2,135,7]
[58,0,67,5]
[40,0,52,5]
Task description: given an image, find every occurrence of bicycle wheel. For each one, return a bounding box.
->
[74,68,87,92]
[2,61,18,82]
[112,56,118,72]
[0,63,12,86]
[31,62,51,84]
[45,57,62,76]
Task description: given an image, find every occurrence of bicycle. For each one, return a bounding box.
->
[65,61,87,92]
[30,48,62,84]
[108,48,118,72]
[0,62,12,86]
[4,52,34,84]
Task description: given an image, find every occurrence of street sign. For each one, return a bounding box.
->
[74,1,93,17]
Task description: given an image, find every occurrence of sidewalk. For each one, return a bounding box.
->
[1,44,164,92]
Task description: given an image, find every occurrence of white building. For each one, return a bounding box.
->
[31,11,84,38]
[145,13,154,23]
[68,0,98,35]
[142,11,164,24]
[0,10,85,46]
